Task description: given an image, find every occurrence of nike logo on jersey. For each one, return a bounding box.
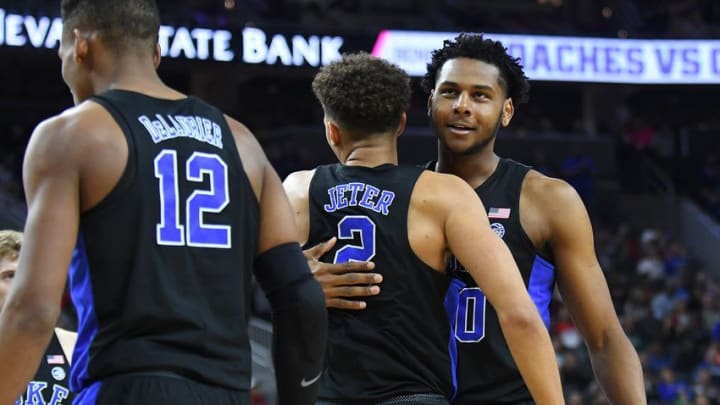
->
[300,371,322,388]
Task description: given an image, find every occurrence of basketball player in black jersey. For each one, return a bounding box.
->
[283,52,563,405]
[0,1,326,404]
[0,230,75,405]
[305,35,647,405]
[420,34,646,404]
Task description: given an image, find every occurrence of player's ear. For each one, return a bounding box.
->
[153,43,162,69]
[73,28,90,65]
[324,118,340,146]
[393,112,407,138]
[501,98,515,127]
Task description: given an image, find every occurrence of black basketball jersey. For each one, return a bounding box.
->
[15,331,74,404]
[431,158,557,404]
[307,164,452,403]
[67,90,259,397]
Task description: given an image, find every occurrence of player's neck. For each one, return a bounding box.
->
[437,146,500,189]
[342,142,398,168]
[95,59,176,99]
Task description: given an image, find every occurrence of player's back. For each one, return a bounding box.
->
[443,158,556,404]
[68,90,259,394]
[307,163,451,404]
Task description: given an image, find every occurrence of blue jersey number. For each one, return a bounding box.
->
[454,287,487,342]
[333,215,376,263]
[154,150,231,248]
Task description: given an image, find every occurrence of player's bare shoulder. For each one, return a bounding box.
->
[520,169,588,245]
[413,170,484,213]
[283,170,316,200]
[26,101,121,171]
[522,169,584,214]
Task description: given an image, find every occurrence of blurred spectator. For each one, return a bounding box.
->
[656,366,690,403]
[561,145,597,209]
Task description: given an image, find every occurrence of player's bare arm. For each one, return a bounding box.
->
[0,109,91,403]
[283,171,381,310]
[525,173,646,405]
[411,171,565,405]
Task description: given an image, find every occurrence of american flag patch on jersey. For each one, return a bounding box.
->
[46,354,65,365]
[488,207,511,219]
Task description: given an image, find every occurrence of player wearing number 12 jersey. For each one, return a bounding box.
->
[0,1,327,404]
[283,52,563,405]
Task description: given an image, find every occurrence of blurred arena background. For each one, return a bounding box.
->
[1,1,720,403]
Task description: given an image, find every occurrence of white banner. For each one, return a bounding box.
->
[371,30,720,84]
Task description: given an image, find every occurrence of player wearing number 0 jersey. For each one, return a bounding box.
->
[428,158,555,403]
[0,1,326,404]
[283,52,564,405]
[422,33,645,404]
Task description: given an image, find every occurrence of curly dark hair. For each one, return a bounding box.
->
[312,52,411,136]
[421,33,530,106]
[61,0,160,54]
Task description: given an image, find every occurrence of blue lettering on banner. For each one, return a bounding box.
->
[604,47,620,74]
[682,48,699,75]
[627,48,644,74]
[556,44,573,72]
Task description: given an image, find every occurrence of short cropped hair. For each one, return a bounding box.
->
[61,0,160,54]
[422,33,530,106]
[0,230,22,262]
[312,52,411,135]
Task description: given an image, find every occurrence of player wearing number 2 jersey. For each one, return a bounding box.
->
[0,1,327,404]
[283,52,563,405]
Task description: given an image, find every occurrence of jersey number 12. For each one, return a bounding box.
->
[154,149,231,249]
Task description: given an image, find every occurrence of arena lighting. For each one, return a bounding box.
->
[372,30,720,84]
[0,8,345,67]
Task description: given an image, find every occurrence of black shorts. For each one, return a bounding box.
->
[73,372,250,405]
[317,393,449,405]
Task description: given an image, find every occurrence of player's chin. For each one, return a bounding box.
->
[440,137,477,155]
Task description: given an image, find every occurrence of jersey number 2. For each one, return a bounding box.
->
[154,149,231,248]
[333,215,376,263]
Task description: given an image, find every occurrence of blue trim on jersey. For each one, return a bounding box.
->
[444,277,464,402]
[72,380,101,405]
[527,255,555,329]
[68,234,100,394]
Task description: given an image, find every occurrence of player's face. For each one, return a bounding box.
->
[0,255,18,310]
[428,58,513,156]
[58,26,93,105]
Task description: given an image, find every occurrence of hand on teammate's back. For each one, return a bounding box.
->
[304,237,382,310]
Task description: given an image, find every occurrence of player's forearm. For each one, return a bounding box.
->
[588,333,646,405]
[499,309,565,405]
[270,278,327,405]
[0,306,57,404]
